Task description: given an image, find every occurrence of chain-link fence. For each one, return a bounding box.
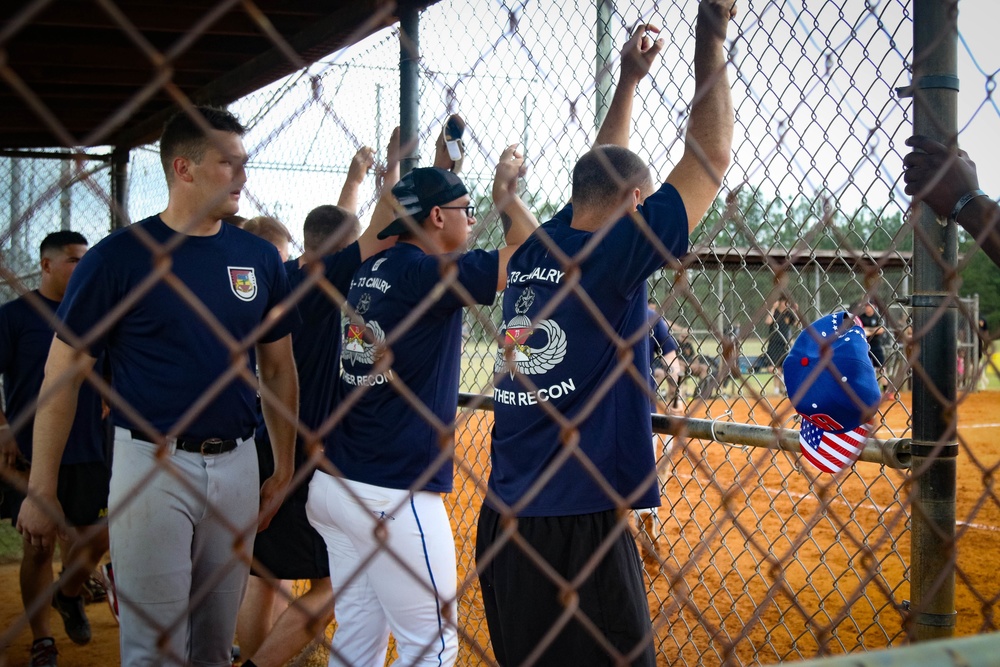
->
[1,0,999,666]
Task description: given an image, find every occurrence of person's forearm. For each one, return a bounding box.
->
[595,76,638,148]
[337,179,362,214]
[30,343,90,496]
[957,196,1000,269]
[686,6,734,185]
[502,197,539,247]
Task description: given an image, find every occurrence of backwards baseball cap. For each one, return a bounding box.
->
[377,167,469,239]
[782,312,881,473]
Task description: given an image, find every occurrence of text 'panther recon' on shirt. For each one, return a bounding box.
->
[56,216,295,440]
[488,182,688,517]
[327,242,499,493]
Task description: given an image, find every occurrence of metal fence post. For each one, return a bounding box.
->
[908,0,959,642]
[594,0,614,131]
[399,6,420,177]
[111,146,129,231]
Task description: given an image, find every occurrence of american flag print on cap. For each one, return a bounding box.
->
[783,311,882,475]
[800,419,871,474]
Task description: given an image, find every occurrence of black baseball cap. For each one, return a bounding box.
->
[377,167,469,239]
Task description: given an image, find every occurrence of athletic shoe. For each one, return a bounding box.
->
[51,589,91,645]
[100,562,120,624]
[440,114,466,173]
[30,637,58,667]
[80,572,107,604]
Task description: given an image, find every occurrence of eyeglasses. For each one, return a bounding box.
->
[439,205,476,218]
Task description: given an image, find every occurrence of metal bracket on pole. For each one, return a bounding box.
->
[913,610,958,628]
[896,75,960,98]
[906,294,958,308]
[910,439,959,459]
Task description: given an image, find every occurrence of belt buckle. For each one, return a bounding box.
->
[200,438,224,455]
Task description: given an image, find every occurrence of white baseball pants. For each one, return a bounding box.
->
[306,472,458,667]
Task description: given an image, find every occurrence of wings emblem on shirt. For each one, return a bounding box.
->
[494,317,568,377]
[341,317,385,366]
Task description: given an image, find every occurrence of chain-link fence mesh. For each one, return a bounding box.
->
[1,0,999,666]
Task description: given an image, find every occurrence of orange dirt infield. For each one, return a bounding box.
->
[1,390,997,666]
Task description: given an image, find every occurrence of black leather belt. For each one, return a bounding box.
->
[129,430,249,455]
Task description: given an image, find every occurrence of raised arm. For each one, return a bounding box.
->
[17,337,94,549]
[594,24,665,149]
[665,0,736,230]
[338,146,375,215]
[358,127,401,261]
[494,145,539,290]
[903,135,1000,269]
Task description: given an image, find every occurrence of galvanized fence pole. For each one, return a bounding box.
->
[908,0,959,642]
[399,6,420,177]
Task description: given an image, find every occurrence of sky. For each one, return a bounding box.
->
[4,0,998,261]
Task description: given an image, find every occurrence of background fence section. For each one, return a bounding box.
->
[1,0,999,666]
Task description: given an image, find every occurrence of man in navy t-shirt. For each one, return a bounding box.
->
[238,135,400,667]
[0,231,109,664]
[17,106,299,667]
[478,3,738,664]
[306,144,537,667]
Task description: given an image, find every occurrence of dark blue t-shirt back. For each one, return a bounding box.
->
[489,182,688,516]
[327,242,499,493]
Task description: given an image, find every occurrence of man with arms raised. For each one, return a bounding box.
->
[306,144,537,667]
[478,2,737,664]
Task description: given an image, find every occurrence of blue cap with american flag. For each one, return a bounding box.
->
[782,312,881,474]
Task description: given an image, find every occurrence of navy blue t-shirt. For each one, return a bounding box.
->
[57,216,295,440]
[0,292,105,465]
[488,182,688,516]
[255,243,362,467]
[326,242,499,493]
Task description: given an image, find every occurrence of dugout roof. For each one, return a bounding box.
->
[0,0,439,150]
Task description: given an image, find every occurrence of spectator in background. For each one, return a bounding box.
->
[647,300,681,407]
[903,135,1000,269]
[857,302,887,368]
[244,216,294,262]
[1,231,111,667]
[755,296,795,394]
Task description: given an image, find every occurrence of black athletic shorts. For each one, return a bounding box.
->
[8,460,110,527]
[476,505,656,666]
[252,436,329,581]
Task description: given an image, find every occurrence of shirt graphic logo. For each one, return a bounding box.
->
[356,292,371,315]
[228,267,257,301]
[342,315,385,366]
[495,286,567,377]
[372,258,388,271]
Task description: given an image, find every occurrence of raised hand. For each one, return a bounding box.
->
[698,0,738,39]
[620,23,664,85]
[346,146,376,187]
[492,144,527,212]
[903,135,979,217]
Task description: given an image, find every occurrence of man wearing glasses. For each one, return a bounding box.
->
[305,146,537,666]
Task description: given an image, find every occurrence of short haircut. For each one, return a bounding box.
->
[303,205,360,254]
[571,145,652,212]
[39,230,88,259]
[159,106,246,182]
[244,216,293,248]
